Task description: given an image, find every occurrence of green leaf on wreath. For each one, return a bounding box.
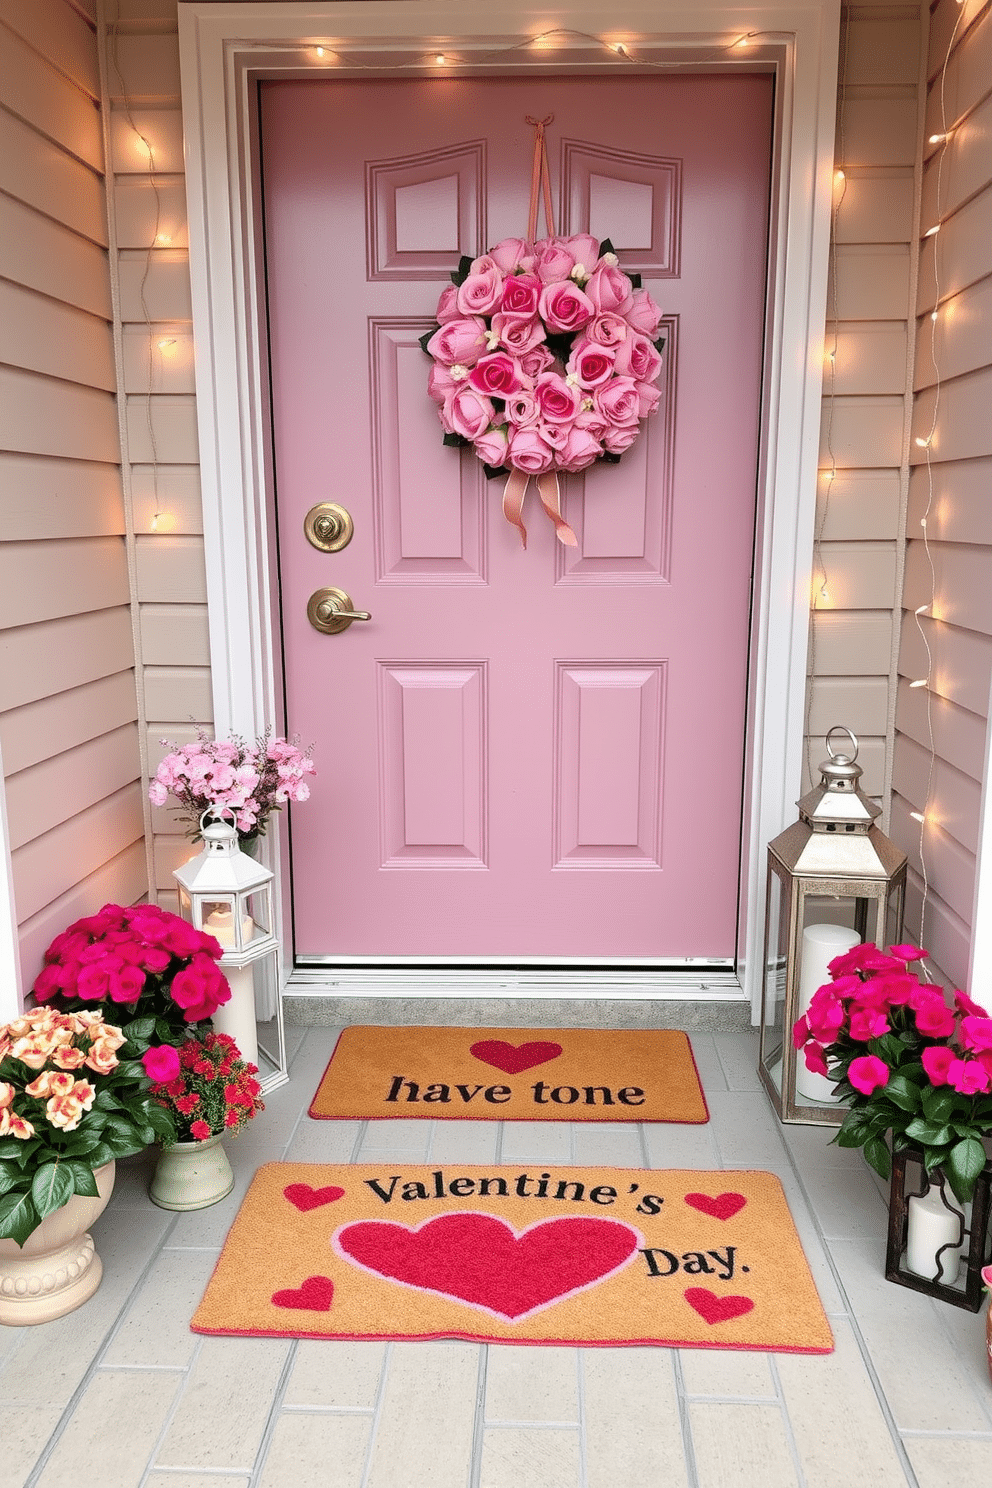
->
[450,254,474,287]
[653,336,666,356]
[599,451,623,465]
[442,432,469,448]
[598,238,615,257]
[482,462,508,481]
[0,1189,39,1246]
[419,327,438,356]
[946,1136,988,1203]
[31,1162,75,1221]
[628,272,642,289]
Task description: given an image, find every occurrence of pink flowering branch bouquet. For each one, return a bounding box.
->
[0,1007,176,1245]
[793,942,992,1202]
[149,727,316,842]
[422,235,665,538]
[32,903,232,1059]
[148,1031,264,1146]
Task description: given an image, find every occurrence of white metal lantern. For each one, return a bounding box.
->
[758,727,908,1125]
[173,809,286,1088]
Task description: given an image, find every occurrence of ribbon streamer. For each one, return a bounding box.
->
[502,469,577,549]
[525,113,556,241]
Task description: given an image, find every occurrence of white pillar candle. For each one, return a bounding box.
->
[906,1185,969,1284]
[204,905,255,948]
[211,962,258,1068]
[795,922,860,1103]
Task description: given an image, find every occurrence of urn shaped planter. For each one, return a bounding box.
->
[0,1161,116,1326]
[149,1133,234,1211]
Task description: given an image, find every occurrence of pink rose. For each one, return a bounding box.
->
[848,1054,889,1095]
[468,353,528,398]
[474,425,509,468]
[914,994,955,1039]
[488,237,533,274]
[518,345,555,380]
[635,381,662,418]
[955,990,990,1017]
[108,964,146,1004]
[456,260,504,316]
[922,1044,955,1085]
[434,284,460,323]
[534,240,579,283]
[625,287,663,335]
[506,391,539,427]
[567,340,616,390]
[426,318,487,367]
[960,1015,992,1052]
[162,918,211,961]
[443,386,495,442]
[507,426,555,474]
[500,273,542,317]
[575,407,610,441]
[534,372,582,424]
[949,1058,992,1096]
[539,421,569,452]
[170,956,231,1022]
[614,333,663,384]
[848,1006,890,1042]
[803,1043,830,1077]
[586,313,628,347]
[142,1044,181,1083]
[595,377,641,427]
[33,963,66,1002]
[427,363,459,405]
[806,986,845,1043]
[491,313,546,356]
[558,423,604,472]
[559,233,600,272]
[538,281,595,334]
[585,262,634,315]
[602,423,641,455]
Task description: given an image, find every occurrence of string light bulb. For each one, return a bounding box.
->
[315,46,326,57]
[923,223,941,238]
[910,811,926,824]
[435,53,446,64]
[909,679,928,689]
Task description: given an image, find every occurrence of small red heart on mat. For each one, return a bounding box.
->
[272,1275,335,1311]
[684,1192,747,1221]
[335,1212,640,1321]
[284,1184,346,1212]
[469,1040,563,1074]
[685,1287,754,1325]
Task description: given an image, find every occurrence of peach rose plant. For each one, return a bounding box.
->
[0,1006,177,1245]
[793,942,992,1203]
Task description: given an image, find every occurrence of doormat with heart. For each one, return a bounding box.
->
[191,1163,832,1353]
[308,1027,708,1123]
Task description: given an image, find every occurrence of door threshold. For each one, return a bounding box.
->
[285,967,743,999]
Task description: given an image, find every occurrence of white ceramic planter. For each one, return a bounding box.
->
[0,1160,116,1327]
[149,1133,234,1210]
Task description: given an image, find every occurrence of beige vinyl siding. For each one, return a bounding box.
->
[102,3,208,902]
[807,2,924,805]
[0,0,146,993]
[891,0,992,986]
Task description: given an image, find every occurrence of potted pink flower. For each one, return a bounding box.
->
[32,902,232,1065]
[793,942,992,1203]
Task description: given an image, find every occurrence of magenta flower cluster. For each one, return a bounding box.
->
[149,727,316,838]
[793,942,992,1097]
[426,235,664,475]
[33,903,230,1028]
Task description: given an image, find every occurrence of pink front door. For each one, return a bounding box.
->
[261,73,772,964]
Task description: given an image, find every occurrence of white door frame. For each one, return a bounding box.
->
[177,1,841,1016]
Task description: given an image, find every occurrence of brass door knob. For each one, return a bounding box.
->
[307,587,372,634]
[304,502,354,552]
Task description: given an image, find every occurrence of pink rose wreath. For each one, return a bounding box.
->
[422,117,666,548]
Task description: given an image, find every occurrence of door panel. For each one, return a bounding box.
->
[260,73,772,964]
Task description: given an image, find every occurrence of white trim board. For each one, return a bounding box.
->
[177,1,842,1019]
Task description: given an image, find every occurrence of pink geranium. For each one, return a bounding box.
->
[848,1055,890,1095]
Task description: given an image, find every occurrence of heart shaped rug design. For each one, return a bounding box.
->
[284,1183,346,1212]
[272,1275,335,1311]
[469,1039,563,1075]
[684,1287,755,1325]
[684,1191,747,1221]
[334,1211,641,1321]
